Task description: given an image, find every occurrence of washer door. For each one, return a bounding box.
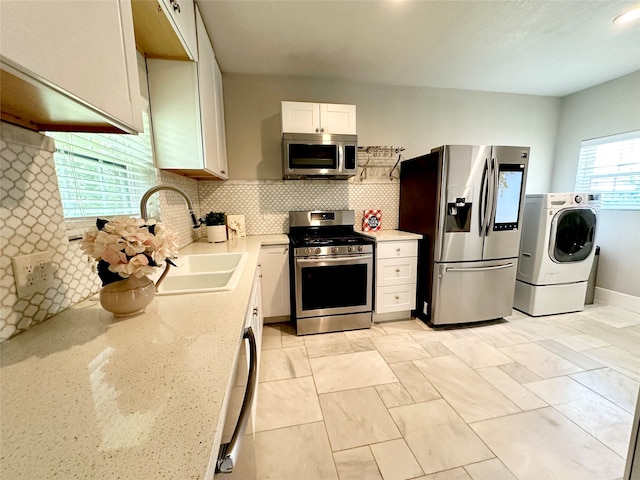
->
[549,207,597,263]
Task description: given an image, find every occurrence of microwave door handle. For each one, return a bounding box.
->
[216,326,258,474]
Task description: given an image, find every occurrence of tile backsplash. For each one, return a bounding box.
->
[1,121,401,342]
[0,123,100,342]
[199,179,400,235]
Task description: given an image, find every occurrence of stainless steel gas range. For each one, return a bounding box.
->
[288,210,375,335]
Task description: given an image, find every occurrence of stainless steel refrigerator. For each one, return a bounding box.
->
[399,145,529,326]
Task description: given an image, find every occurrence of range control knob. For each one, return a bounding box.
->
[305,248,311,255]
[347,246,353,253]
[331,247,339,254]
[315,247,321,255]
[358,245,364,252]
[574,195,583,204]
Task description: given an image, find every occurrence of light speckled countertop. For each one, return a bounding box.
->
[0,234,288,480]
[361,229,423,241]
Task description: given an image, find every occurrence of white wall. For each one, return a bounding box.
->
[551,71,640,298]
[223,74,560,193]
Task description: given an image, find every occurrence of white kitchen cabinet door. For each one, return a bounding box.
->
[146,6,227,179]
[281,101,356,135]
[213,60,229,179]
[281,101,320,134]
[158,0,198,61]
[320,103,357,134]
[0,0,142,133]
[258,245,291,321]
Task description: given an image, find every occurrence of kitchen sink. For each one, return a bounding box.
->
[154,252,248,295]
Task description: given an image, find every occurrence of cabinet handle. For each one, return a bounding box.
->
[395,295,400,300]
[315,128,320,133]
[170,0,181,12]
[395,268,400,273]
[253,307,259,316]
[320,128,324,133]
[221,170,226,174]
[396,248,401,252]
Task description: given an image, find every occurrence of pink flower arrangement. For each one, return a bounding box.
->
[81,217,179,286]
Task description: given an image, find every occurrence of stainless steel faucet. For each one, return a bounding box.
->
[140,185,200,228]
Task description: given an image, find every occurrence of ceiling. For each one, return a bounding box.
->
[196,0,640,97]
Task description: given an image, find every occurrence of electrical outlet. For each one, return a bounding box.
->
[11,251,57,299]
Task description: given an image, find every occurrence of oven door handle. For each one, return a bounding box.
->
[296,254,373,264]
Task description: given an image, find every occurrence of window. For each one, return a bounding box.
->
[575,131,640,210]
[48,111,156,221]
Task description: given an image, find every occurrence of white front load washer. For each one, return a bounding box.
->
[514,193,598,316]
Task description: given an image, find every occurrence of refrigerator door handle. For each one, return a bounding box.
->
[445,262,514,273]
[479,157,490,236]
[485,156,498,237]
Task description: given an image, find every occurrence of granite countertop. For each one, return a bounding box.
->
[361,229,423,241]
[0,234,289,480]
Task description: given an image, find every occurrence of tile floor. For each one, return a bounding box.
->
[252,304,640,480]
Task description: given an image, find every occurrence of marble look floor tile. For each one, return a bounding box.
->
[379,319,428,335]
[569,319,640,355]
[420,342,454,358]
[369,438,424,480]
[349,336,377,352]
[261,324,283,350]
[259,346,311,382]
[255,421,338,480]
[523,376,594,405]
[319,387,401,451]
[420,468,472,480]
[371,333,431,363]
[280,322,305,348]
[304,332,355,358]
[388,361,441,403]
[475,367,547,411]
[577,305,640,328]
[347,323,388,339]
[413,356,520,422]
[554,333,611,351]
[470,407,625,480]
[375,382,415,408]
[554,389,634,456]
[571,367,640,413]
[463,458,516,480]
[389,400,494,474]
[582,345,640,382]
[255,376,323,432]
[467,324,531,348]
[310,350,398,394]
[409,329,460,344]
[499,342,584,378]
[497,363,542,384]
[333,446,382,480]
[441,337,513,369]
[536,338,605,370]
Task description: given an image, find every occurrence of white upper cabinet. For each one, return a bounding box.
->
[281,101,356,135]
[159,0,197,60]
[0,0,142,133]
[132,0,198,61]
[146,6,228,180]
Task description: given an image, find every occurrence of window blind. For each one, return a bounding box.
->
[575,130,640,210]
[48,112,156,219]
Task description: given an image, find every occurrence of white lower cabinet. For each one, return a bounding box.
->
[374,239,418,320]
[258,245,290,322]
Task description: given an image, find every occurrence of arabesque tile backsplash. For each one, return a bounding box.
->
[1,121,400,342]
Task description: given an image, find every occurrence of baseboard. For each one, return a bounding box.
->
[373,311,413,323]
[594,287,640,314]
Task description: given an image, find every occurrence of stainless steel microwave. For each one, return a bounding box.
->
[282,133,358,179]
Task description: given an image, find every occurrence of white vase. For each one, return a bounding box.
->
[207,225,227,243]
